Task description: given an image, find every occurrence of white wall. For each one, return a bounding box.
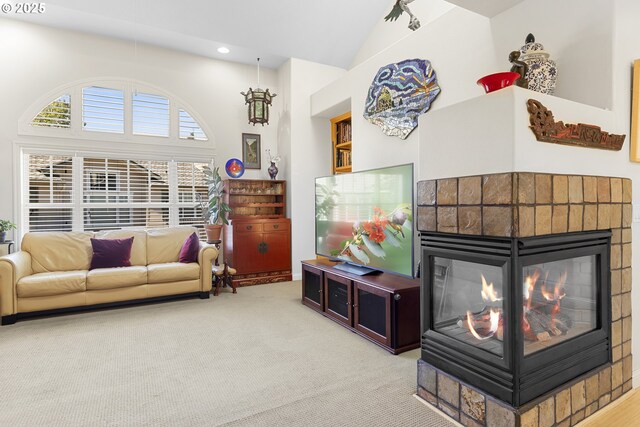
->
[491,0,614,110]
[279,59,346,278]
[310,0,640,382]
[612,0,640,385]
[312,7,499,181]
[0,19,281,240]
[350,0,455,69]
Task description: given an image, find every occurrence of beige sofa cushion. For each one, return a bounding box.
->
[22,232,94,273]
[87,266,148,290]
[146,227,198,265]
[148,262,200,284]
[94,229,148,266]
[17,270,87,297]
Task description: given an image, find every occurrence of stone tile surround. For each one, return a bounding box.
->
[416,172,632,427]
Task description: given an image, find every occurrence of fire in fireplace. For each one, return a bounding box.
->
[422,231,610,406]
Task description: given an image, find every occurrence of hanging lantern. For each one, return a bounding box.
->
[241,58,277,126]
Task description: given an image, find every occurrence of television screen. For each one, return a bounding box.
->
[315,164,414,277]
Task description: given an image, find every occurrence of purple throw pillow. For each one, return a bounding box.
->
[90,237,134,270]
[179,232,200,263]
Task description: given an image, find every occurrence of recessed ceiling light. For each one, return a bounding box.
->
[217,47,230,54]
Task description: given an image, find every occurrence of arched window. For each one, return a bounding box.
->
[23,79,209,142]
[19,79,214,238]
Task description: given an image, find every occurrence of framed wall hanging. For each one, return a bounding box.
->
[242,133,261,169]
[630,59,640,161]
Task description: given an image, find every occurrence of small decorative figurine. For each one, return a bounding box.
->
[509,51,529,89]
[384,0,421,31]
[519,33,557,94]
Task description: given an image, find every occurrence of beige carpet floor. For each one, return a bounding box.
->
[0,281,455,427]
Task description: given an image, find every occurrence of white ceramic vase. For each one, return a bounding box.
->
[519,33,557,95]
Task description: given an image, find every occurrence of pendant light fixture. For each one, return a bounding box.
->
[241,58,276,126]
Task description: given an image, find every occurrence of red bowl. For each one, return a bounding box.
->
[477,72,521,93]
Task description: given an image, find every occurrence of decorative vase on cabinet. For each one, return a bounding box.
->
[519,33,557,95]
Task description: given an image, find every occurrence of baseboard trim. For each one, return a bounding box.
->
[2,292,206,325]
[292,273,302,281]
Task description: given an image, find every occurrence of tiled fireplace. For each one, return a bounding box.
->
[416,173,632,427]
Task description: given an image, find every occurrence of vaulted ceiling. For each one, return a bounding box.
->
[5,0,525,69]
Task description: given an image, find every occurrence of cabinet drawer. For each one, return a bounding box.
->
[236,222,262,233]
[264,221,289,232]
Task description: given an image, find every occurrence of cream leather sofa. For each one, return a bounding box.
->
[0,227,218,324]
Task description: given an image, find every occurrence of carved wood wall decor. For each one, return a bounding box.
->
[527,99,625,151]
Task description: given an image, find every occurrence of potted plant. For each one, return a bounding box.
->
[197,164,232,242]
[0,220,16,243]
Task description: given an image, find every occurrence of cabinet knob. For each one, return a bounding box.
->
[246,225,253,230]
[394,294,401,301]
[274,224,279,229]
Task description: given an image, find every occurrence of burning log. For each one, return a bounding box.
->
[524,303,573,342]
[458,308,504,341]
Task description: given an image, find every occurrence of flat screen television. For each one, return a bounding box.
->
[315,163,414,277]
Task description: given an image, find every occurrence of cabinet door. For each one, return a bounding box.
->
[302,265,323,312]
[324,272,352,326]
[263,230,291,272]
[354,282,391,346]
[233,231,265,273]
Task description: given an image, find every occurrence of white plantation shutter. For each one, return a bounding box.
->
[176,162,208,239]
[31,95,71,129]
[179,109,208,141]
[82,158,169,231]
[26,84,210,143]
[26,155,74,232]
[132,92,170,137]
[82,86,125,134]
[24,154,207,235]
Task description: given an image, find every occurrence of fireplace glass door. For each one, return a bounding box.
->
[522,255,597,355]
[432,257,505,357]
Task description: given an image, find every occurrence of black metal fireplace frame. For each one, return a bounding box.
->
[421,230,611,406]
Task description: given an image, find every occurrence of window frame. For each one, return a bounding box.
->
[22,150,210,237]
[18,78,211,146]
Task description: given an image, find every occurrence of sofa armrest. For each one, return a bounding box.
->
[0,251,32,316]
[198,242,219,292]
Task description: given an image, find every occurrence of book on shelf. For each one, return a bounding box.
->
[337,122,351,144]
[336,149,351,168]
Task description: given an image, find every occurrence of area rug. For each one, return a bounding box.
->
[0,281,454,426]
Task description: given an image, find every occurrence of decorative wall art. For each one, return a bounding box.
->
[363,59,441,140]
[225,158,245,178]
[630,59,640,161]
[527,99,625,151]
[242,133,261,169]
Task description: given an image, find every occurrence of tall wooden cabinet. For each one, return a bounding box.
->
[330,112,352,174]
[223,180,292,286]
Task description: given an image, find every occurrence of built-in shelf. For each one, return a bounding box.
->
[331,112,352,175]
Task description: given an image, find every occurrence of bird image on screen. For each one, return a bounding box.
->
[315,164,414,277]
